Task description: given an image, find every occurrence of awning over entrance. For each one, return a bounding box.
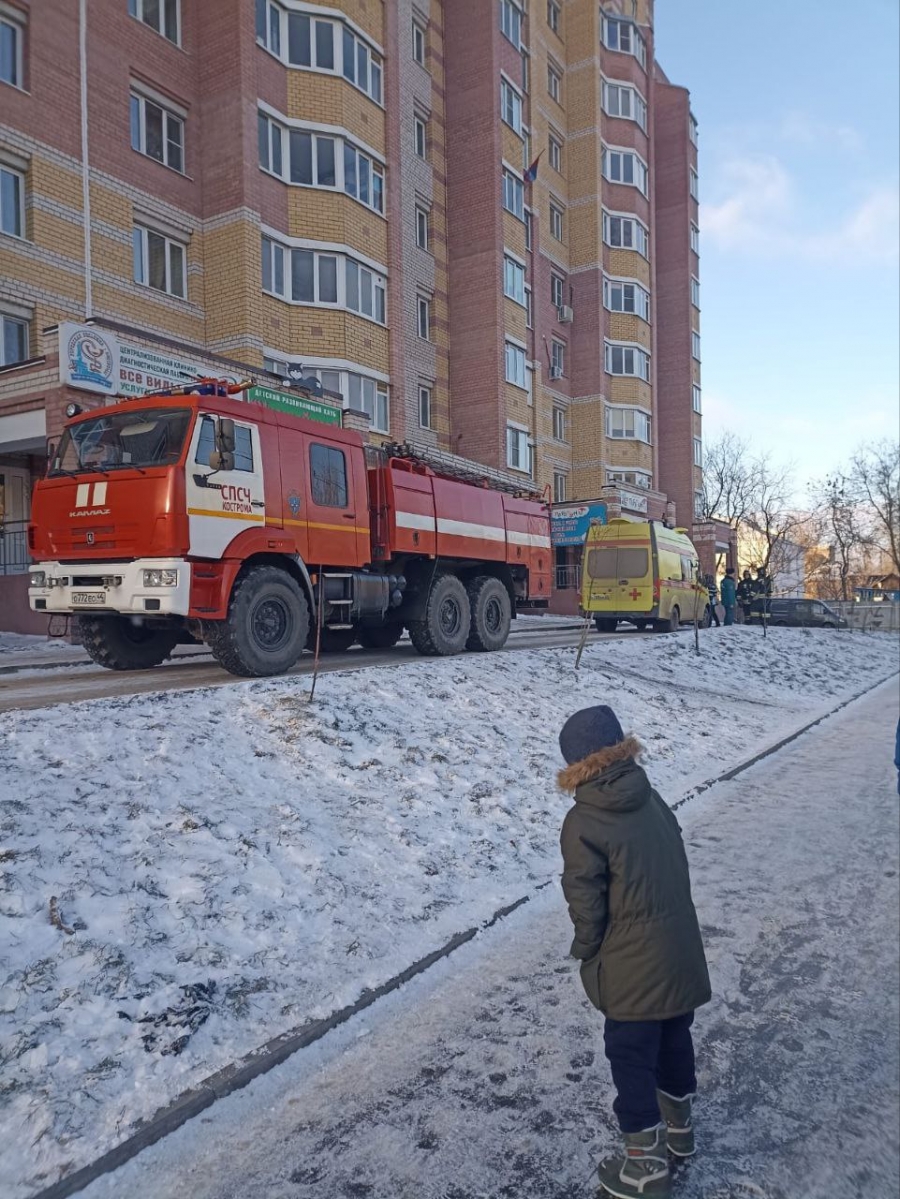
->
[0,408,47,455]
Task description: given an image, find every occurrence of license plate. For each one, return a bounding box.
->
[71,592,106,606]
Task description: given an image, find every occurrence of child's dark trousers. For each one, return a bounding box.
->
[603,1011,696,1133]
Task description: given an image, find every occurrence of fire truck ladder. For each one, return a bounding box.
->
[380,440,543,498]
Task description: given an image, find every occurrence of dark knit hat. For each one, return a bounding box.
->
[559,705,624,765]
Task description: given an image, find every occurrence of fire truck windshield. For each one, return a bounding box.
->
[50,407,193,475]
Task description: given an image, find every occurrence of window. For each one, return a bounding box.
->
[602,17,647,69]
[606,406,652,442]
[602,82,647,131]
[504,254,526,305]
[506,424,532,474]
[416,205,429,250]
[341,26,383,103]
[547,0,561,34]
[525,286,533,328]
[256,0,281,54]
[692,384,702,414]
[588,547,649,578]
[500,0,522,48]
[689,114,699,146]
[549,273,564,311]
[130,92,184,173]
[547,63,561,103]
[414,115,427,159]
[604,342,650,380]
[501,77,523,134]
[417,295,431,339]
[602,212,649,256]
[552,405,567,442]
[690,168,699,200]
[502,168,525,219]
[343,141,384,212]
[346,258,387,322]
[690,222,700,254]
[264,123,382,213]
[1,12,22,88]
[521,48,529,93]
[286,13,336,70]
[412,19,426,65]
[693,490,705,519]
[347,373,389,432]
[133,225,186,299]
[693,437,703,467]
[289,129,337,188]
[258,111,284,177]
[258,5,381,103]
[603,278,650,321]
[0,166,23,238]
[691,277,700,308]
[549,201,564,241]
[524,208,533,249]
[602,147,648,195]
[310,443,348,508]
[505,341,527,388]
[553,472,567,503]
[607,469,652,489]
[129,0,179,44]
[263,238,385,323]
[692,330,701,360]
[548,133,562,173]
[419,384,432,429]
[196,417,254,472]
[1,313,28,365]
[551,339,566,377]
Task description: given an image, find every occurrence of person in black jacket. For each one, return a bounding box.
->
[736,570,754,623]
[752,565,773,626]
[559,705,711,1199]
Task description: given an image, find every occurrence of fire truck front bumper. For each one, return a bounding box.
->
[28,559,191,618]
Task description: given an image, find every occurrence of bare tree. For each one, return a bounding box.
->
[850,440,900,574]
[809,474,871,601]
[701,432,761,529]
[741,458,822,594]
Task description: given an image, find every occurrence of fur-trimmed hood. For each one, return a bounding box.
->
[557,734,643,792]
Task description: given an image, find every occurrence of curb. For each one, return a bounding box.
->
[29,669,897,1199]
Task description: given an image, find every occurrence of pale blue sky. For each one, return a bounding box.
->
[655,0,900,492]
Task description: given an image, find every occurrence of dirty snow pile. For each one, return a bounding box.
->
[0,627,895,1197]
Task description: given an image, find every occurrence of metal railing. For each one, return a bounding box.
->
[555,564,582,591]
[0,519,30,577]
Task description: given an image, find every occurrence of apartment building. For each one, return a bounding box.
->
[0,0,708,629]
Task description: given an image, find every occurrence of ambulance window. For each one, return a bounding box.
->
[310,443,348,507]
[195,417,254,472]
[587,547,647,577]
[587,548,618,577]
[616,549,648,577]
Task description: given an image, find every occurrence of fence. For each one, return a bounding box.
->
[555,564,582,591]
[828,601,900,633]
[0,520,29,577]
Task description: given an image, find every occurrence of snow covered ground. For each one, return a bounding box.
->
[0,627,895,1197]
[0,632,83,658]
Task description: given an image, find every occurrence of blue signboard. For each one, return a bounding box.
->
[551,501,608,546]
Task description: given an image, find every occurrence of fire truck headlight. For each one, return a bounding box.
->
[143,569,179,588]
[30,571,47,587]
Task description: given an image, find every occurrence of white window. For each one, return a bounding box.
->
[694,490,705,519]
[502,168,525,219]
[416,205,429,250]
[505,341,527,388]
[551,272,565,310]
[284,128,337,189]
[507,424,533,473]
[504,254,526,305]
[604,342,650,381]
[129,0,179,44]
[690,222,700,254]
[0,165,24,238]
[552,405,567,442]
[346,259,386,323]
[603,278,650,321]
[692,330,701,360]
[1,312,28,365]
[692,384,702,414]
[287,12,337,72]
[419,384,433,429]
[417,295,431,339]
[551,339,566,377]
[262,237,385,323]
[553,471,567,503]
[689,114,699,146]
[341,25,383,103]
[130,92,184,173]
[547,0,561,34]
[547,62,561,103]
[521,48,529,93]
[342,141,384,213]
[549,133,562,173]
[347,373,389,432]
[607,469,652,489]
[602,212,649,257]
[603,17,646,69]
[525,286,533,328]
[256,0,282,54]
[690,168,699,200]
[691,277,700,307]
[606,406,652,442]
[602,147,648,195]
[500,0,522,48]
[602,82,647,131]
[412,20,426,65]
[550,201,564,241]
[133,225,187,299]
[501,77,523,134]
[0,13,23,88]
[414,115,427,159]
[258,111,284,177]
[693,437,703,467]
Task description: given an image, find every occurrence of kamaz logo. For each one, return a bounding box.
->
[70,482,110,519]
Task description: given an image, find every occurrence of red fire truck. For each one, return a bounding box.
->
[28,381,551,677]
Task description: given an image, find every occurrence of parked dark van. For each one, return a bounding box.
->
[764,599,848,628]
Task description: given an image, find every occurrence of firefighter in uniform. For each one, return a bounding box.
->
[737,570,755,624]
[752,565,773,626]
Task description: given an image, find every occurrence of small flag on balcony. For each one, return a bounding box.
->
[523,151,543,184]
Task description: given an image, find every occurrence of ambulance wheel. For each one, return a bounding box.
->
[409,573,471,656]
[594,617,617,633]
[466,576,511,652]
[209,566,310,677]
[358,624,404,649]
[668,606,681,632]
[315,627,357,654]
[78,615,179,671]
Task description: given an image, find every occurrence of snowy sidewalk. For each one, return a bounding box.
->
[80,677,900,1199]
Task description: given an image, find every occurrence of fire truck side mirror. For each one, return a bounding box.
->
[216,417,236,454]
[208,450,235,472]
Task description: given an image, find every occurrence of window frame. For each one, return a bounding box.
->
[604,341,651,382]
[257,3,383,105]
[691,276,700,308]
[500,76,524,135]
[129,0,180,45]
[415,204,429,251]
[0,311,29,366]
[692,384,702,414]
[552,404,567,443]
[548,132,562,173]
[602,81,648,131]
[504,340,528,389]
[547,0,561,34]
[262,237,386,324]
[550,338,566,378]
[602,16,647,69]
[602,146,648,196]
[500,0,522,49]
[550,272,565,311]
[412,19,426,65]
[130,91,185,174]
[502,168,525,220]
[503,253,527,306]
[133,224,188,300]
[417,294,431,340]
[690,222,700,254]
[547,61,562,104]
[309,442,349,508]
[603,276,651,322]
[602,210,650,257]
[607,468,652,490]
[506,423,533,474]
[605,404,652,443]
[414,114,428,160]
[553,471,567,503]
[690,167,699,201]
[1,11,24,87]
[549,201,564,242]
[692,330,701,361]
[693,436,703,467]
[418,383,433,430]
[0,164,25,238]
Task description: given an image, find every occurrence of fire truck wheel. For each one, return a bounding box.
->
[358,624,404,649]
[465,576,511,652]
[78,615,180,671]
[209,566,310,677]
[408,573,471,656]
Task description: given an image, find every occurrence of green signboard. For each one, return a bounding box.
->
[247,385,343,427]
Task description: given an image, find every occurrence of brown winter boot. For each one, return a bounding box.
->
[596,1123,671,1198]
[656,1089,695,1157]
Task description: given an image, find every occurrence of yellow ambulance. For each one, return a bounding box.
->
[580,518,708,632]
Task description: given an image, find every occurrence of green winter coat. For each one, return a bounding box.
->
[559,737,711,1021]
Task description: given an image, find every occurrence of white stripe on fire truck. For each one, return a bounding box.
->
[395,511,550,549]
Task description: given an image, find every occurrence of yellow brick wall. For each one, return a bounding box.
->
[286,74,385,157]
[607,313,651,348]
[608,250,651,286]
[286,190,388,263]
[609,378,652,406]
